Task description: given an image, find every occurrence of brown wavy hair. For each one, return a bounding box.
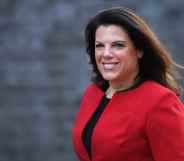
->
[85,7,183,96]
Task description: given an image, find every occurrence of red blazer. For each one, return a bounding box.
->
[72,81,184,161]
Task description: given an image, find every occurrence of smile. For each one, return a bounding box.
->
[102,62,119,70]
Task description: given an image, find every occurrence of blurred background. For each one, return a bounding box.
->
[0,0,183,161]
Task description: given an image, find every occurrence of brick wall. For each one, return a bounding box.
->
[0,0,183,161]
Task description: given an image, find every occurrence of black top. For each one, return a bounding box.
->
[82,96,110,158]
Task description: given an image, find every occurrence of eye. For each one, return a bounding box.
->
[112,42,125,48]
[95,43,104,48]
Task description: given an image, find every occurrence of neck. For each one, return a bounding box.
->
[109,68,139,89]
[106,74,140,98]
[110,79,135,91]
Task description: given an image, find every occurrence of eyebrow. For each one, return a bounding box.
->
[113,40,126,43]
[95,40,127,44]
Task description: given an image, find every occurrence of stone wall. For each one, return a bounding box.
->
[0,0,183,161]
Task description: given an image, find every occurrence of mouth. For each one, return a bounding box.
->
[102,62,119,70]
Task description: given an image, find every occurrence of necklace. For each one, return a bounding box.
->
[105,85,132,98]
[105,77,141,98]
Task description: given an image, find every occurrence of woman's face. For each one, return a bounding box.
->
[95,25,141,87]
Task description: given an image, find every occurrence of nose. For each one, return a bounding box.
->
[103,46,113,58]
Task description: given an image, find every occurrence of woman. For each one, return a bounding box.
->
[72,7,184,161]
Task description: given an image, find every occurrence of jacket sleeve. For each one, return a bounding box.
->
[146,92,184,161]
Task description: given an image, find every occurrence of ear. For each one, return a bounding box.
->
[137,50,143,58]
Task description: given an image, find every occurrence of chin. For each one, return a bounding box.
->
[102,73,118,81]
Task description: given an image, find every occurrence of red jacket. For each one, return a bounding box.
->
[72,81,184,161]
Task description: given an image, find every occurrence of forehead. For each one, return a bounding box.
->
[95,25,130,41]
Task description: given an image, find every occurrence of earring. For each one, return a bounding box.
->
[138,51,144,58]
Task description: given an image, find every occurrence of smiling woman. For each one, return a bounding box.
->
[72,7,184,161]
[95,25,141,97]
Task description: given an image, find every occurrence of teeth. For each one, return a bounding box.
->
[103,63,117,70]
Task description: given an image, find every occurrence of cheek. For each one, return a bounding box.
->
[95,53,100,64]
[128,56,139,70]
[94,55,100,71]
[132,54,139,64]
[127,51,139,63]
[121,53,139,69]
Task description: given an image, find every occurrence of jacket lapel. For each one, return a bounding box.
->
[74,84,105,161]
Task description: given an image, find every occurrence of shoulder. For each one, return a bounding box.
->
[139,80,178,99]
[81,82,103,100]
[137,80,184,107]
[140,80,175,95]
[142,81,184,113]
[82,83,98,95]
